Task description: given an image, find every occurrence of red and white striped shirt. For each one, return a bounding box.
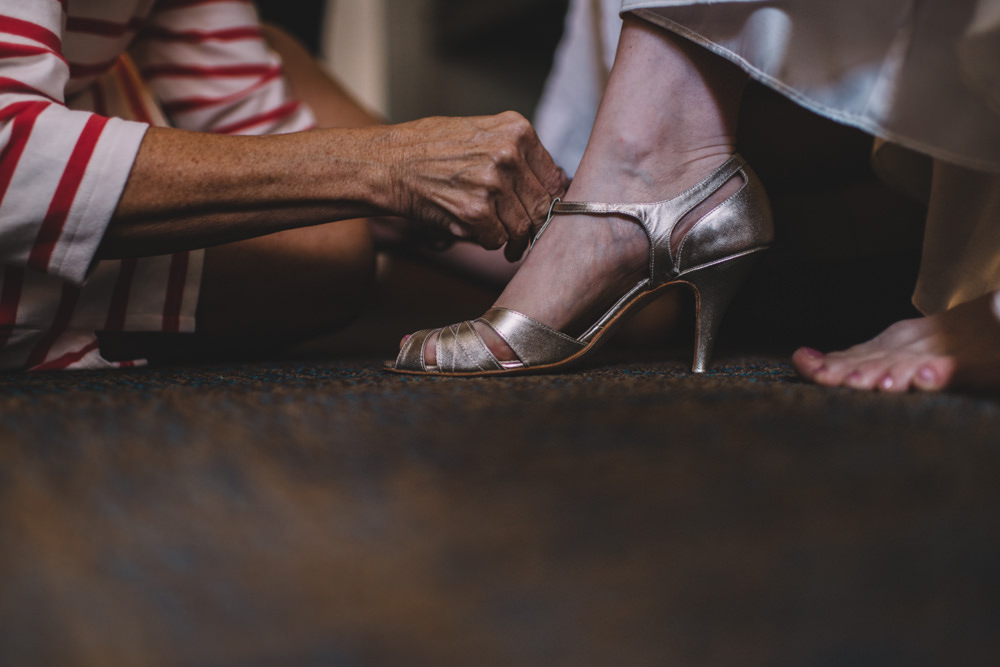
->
[0,0,315,370]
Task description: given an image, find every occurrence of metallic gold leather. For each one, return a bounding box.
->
[394,328,434,371]
[389,308,586,373]
[677,164,774,274]
[682,251,763,372]
[551,154,774,285]
[388,153,773,375]
[434,321,503,373]
[481,308,586,367]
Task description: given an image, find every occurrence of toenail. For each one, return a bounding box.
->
[880,376,894,390]
[846,371,862,384]
[800,347,824,360]
[916,366,939,388]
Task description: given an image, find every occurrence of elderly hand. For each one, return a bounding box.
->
[378,111,570,261]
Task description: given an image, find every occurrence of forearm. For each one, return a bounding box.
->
[101,125,394,258]
[103,112,569,260]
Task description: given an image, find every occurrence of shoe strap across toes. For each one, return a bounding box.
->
[393,308,586,374]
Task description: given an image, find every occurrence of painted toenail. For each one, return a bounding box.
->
[918,366,937,384]
[846,371,862,384]
[880,376,894,390]
[800,347,824,360]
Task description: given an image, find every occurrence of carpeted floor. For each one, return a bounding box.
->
[1,353,998,666]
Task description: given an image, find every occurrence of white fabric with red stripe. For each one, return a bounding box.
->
[0,0,315,370]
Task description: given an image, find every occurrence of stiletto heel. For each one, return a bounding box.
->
[683,250,763,373]
[387,154,774,376]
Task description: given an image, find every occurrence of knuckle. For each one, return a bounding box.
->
[477,165,504,191]
[511,114,534,139]
[477,203,495,221]
[492,144,517,165]
[546,169,569,196]
[509,110,530,128]
[497,109,522,124]
[510,215,531,238]
[496,110,531,137]
[533,197,552,220]
[464,200,492,222]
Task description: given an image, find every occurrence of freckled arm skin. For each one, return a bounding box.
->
[102,112,570,261]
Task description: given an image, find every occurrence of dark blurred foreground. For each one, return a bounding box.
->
[1,357,998,666]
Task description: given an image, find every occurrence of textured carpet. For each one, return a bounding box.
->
[1,355,998,666]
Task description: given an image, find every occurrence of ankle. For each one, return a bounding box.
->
[571,139,736,203]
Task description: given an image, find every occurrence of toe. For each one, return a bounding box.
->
[912,358,957,392]
[879,358,926,393]
[843,359,889,390]
[842,370,865,389]
[875,373,900,393]
[811,355,862,386]
[473,321,518,363]
[392,328,436,372]
[811,365,844,387]
[792,347,826,379]
[424,331,439,366]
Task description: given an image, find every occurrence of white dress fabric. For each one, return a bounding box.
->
[535,0,1000,314]
[624,0,1000,171]
[534,0,623,177]
[608,0,1000,313]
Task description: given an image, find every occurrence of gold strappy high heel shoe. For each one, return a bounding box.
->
[386,154,773,376]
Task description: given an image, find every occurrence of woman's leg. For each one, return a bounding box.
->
[422,16,749,364]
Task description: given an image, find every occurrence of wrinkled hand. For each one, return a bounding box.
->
[380,111,570,261]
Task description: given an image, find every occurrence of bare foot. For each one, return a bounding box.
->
[792,293,1000,392]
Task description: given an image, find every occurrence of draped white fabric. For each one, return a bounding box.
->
[623,0,1000,171]
[619,0,1000,313]
[534,0,623,177]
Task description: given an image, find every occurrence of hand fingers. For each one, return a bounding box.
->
[493,111,570,200]
[409,112,568,254]
[444,183,535,262]
[502,197,533,262]
[480,189,532,259]
[486,113,569,250]
[481,143,555,260]
[505,167,557,260]
[452,147,544,255]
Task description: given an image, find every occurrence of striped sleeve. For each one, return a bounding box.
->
[131,0,315,136]
[0,1,149,285]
